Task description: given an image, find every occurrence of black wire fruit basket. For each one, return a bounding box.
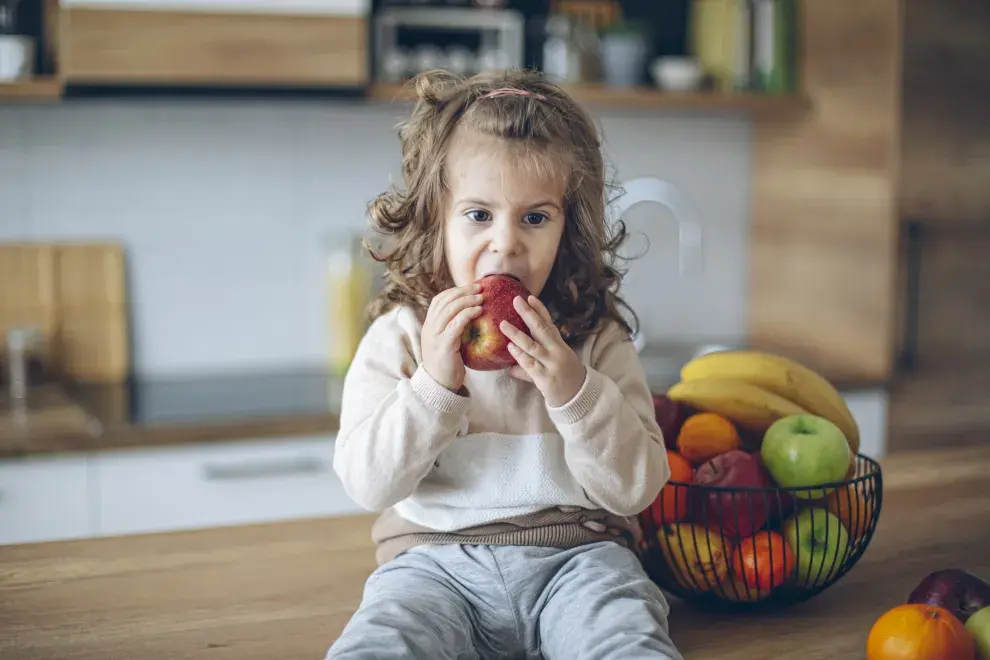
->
[637,453,883,611]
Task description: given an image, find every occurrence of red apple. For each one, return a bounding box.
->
[460,274,533,371]
[753,452,796,525]
[652,393,687,443]
[693,449,773,539]
[908,569,990,623]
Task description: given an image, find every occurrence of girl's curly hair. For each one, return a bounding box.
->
[365,68,638,347]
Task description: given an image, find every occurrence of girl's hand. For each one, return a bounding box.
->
[421,283,484,393]
[501,295,587,408]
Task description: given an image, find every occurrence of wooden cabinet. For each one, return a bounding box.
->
[746,0,904,383]
[58,3,370,87]
[884,0,990,453]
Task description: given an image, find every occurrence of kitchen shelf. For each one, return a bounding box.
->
[0,76,810,119]
[368,82,811,119]
[0,76,64,102]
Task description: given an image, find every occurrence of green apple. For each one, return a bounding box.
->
[761,414,852,499]
[966,606,990,659]
[783,507,850,588]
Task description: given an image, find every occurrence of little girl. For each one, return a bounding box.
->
[327,68,681,660]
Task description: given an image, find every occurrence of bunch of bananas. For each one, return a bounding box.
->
[666,350,860,455]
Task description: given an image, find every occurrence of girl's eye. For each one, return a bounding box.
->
[523,212,549,226]
[466,210,491,223]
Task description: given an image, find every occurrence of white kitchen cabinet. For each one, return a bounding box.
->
[59,0,370,15]
[842,388,889,459]
[93,435,366,537]
[0,453,95,546]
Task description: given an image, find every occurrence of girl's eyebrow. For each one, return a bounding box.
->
[458,198,562,211]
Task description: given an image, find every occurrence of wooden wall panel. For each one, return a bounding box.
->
[748,0,904,382]
[900,0,990,227]
[913,226,990,366]
[888,0,990,453]
[889,365,990,451]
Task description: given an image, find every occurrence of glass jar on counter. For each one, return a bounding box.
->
[324,231,378,377]
[542,14,601,84]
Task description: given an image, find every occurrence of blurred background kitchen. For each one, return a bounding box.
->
[0,0,986,547]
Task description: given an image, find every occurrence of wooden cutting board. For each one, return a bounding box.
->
[53,243,130,383]
[0,241,130,384]
[0,244,58,372]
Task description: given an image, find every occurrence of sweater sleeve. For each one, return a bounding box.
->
[546,323,671,517]
[332,308,470,512]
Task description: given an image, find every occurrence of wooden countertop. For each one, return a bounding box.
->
[2,445,987,660]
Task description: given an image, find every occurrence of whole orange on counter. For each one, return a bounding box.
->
[676,412,742,465]
[645,450,694,526]
[866,604,976,660]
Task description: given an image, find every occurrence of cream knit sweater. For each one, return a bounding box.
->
[332,305,671,565]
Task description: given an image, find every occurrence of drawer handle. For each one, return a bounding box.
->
[202,456,327,481]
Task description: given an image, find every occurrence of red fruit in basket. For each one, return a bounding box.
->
[693,449,773,539]
[644,450,694,527]
[731,530,796,594]
[652,394,687,444]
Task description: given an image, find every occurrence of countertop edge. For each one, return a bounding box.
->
[0,412,340,460]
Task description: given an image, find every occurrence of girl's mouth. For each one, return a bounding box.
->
[484,271,522,282]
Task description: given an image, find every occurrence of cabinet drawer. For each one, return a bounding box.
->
[95,436,364,537]
[60,6,369,86]
[0,454,93,546]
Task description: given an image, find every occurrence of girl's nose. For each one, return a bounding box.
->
[489,217,521,255]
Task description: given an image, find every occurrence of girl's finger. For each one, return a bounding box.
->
[513,296,557,346]
[501,319,544,359]
[508,343,542,376]
[429,284,481,319]
[438,293,484,328]
[528,295,555,327]
[444,305,483,345]
[509,364,534,382]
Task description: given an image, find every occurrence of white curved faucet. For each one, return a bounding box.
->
[611,176,704,276]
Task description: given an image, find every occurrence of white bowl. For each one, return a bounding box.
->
[650,57,703,92]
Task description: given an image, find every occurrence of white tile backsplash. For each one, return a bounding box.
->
[0,98,751,376]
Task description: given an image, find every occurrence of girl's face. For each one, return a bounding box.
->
[442,130,566,298]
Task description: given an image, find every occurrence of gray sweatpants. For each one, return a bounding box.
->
[326,541,684,660]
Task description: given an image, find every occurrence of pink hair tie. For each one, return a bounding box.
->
[481,88,547,101]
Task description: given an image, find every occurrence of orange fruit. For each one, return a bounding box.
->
[866,604,975,660]
[676,412,743,465]
[646,450,694,526]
